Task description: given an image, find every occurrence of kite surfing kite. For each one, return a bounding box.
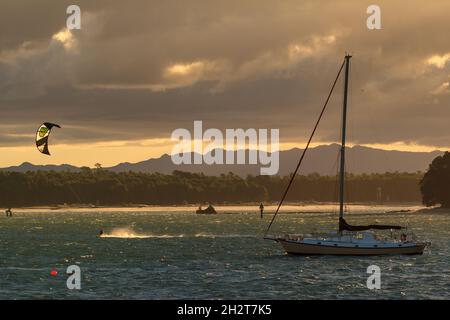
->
[36,122,61,155]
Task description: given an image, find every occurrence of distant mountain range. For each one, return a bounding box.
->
[1,162,79,172]
[1,144,443,176]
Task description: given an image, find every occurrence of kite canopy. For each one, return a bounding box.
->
[36,122,61,155]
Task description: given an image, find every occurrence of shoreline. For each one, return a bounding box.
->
[4,202,440,214]
[6,201,424,210]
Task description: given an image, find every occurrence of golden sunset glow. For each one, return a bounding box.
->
[1,1,450,168]
[52,28,75,49]
[426,53,450,69]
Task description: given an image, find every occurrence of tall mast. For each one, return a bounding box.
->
[339,54,351,224]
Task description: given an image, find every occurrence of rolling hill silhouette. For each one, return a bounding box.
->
[1,144,442,176]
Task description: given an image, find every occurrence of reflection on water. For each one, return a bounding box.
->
[0,205,448,299]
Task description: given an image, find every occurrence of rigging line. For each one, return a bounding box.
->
[264,58,346,238]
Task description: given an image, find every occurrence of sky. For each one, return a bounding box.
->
[1,0,450,167]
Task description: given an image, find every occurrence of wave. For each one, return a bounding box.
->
[194,233,256,238]
[100,228,153,238]
[99,228,256,239]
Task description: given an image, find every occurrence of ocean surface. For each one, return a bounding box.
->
[0,204,449,299]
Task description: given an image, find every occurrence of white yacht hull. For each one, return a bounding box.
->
[278,239,426,256]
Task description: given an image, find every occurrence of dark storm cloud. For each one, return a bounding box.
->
[1,0,450,147]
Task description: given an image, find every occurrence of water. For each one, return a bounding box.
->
[0,205,449,299]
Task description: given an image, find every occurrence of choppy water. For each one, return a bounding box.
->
[0,205,449,299]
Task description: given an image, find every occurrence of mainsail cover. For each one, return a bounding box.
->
[36,122,61,155]
[339,217,402,232]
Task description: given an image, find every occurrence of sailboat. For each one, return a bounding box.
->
[264,54,427,255]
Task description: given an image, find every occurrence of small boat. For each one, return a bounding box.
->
[264,54,427,256]
[196,205,217,214]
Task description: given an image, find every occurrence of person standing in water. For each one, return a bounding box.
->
[259,203,264,219]
[5,208,12,217]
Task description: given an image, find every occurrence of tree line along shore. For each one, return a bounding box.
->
[0,169,425,207]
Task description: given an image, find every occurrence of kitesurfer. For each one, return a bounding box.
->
[259,203,264,219]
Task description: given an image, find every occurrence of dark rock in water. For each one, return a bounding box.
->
[196,205,217,214]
